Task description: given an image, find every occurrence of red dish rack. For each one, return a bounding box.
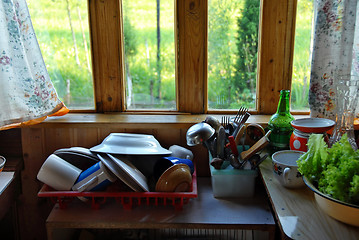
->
[38,170,197,211]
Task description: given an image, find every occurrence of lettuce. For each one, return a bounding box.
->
[297,133,359,205]
[297,134,328,182]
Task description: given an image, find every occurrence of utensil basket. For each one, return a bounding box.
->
[209,151,258,198]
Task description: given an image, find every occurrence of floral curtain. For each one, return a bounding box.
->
[0,0,68,131]
[309,0,359,119]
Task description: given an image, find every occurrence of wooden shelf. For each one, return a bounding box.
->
[46,177,275,240]
[0,157,23,219]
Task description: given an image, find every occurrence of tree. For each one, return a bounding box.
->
[156,0,162,100]
[235,0,260,94]
[207,0,240,108]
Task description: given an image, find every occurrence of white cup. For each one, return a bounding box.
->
[37,154,82,190]
[272,150,305,188]
[169,145,194,160]
[72,161,116,192]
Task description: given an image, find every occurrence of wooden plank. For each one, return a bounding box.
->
[257,0,297,114]
[89,0,125,112]
[177,0,207,113]
[36,113,308,128]
[19,128,51,240]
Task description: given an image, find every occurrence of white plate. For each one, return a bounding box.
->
[291,118,335,133]
[97,153,149,192]
[90,133,172,155]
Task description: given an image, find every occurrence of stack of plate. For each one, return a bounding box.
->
[90,133,172,192]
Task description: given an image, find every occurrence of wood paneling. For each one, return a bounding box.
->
[177,0,207,113]
[257,0,297,114]
[0,128,22,158]
[89,0,125,112]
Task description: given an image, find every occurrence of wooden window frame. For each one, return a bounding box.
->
[87,0,299,115]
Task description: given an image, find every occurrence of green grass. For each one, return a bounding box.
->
[291,0,313,110]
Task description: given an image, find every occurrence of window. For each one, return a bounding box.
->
[291,0,314,111]
[28,0,94,110]
[208,0,260,110]
[31,0,303,115]
[122,0,176,110]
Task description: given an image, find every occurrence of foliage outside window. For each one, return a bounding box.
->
[29,0,307,115]
[122,0,176,110]
[291,0,313,111]
[28,0,94,110]
[208,0,260,110]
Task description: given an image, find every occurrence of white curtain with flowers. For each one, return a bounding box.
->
[309,0,359,119]
[0,0,67,130]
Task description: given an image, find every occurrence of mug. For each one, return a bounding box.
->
[290,129,310,152]
[290,130,329,152]
[272,150,305,188]
[37,154,82,190]
[72,161,117,192]
[169,145,194,160]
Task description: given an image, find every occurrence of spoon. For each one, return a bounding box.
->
[186,122,215,156]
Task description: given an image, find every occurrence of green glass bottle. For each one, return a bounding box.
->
[267,90,294,153]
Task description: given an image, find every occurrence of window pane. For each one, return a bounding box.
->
[123,0,175,110]
[27,0,94,110]
[208,0,260,110]
[291,0,313,111]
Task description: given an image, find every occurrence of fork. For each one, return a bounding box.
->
[232,107,250,138]
[221,116,230,129]
[233,107,248,125]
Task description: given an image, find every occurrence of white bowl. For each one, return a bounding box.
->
[90,133,172,155]
[303,177,359,227]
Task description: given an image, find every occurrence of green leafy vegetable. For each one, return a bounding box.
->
[297,133,359,205]
[297,133,328,182]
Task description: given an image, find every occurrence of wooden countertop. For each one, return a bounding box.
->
[259,157,359,240]
[0,172,14,195]
[46,177,275,238]
[0,157,23,220]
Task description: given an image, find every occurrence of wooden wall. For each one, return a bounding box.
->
[0,128,22,158]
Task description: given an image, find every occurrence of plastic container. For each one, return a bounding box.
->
[209,152,258,198]
[38,169,198,210]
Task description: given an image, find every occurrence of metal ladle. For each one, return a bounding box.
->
[186,122,215,156]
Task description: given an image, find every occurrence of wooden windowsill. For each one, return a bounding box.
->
[36,113,310,128]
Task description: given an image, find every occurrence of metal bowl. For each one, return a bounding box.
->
[186,122,215,146]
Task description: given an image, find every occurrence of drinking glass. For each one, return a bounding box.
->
[328,75,359,150]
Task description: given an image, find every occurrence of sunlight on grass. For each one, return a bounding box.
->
[291,0,313,111]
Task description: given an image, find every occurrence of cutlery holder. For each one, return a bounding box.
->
[209,151,258,198]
